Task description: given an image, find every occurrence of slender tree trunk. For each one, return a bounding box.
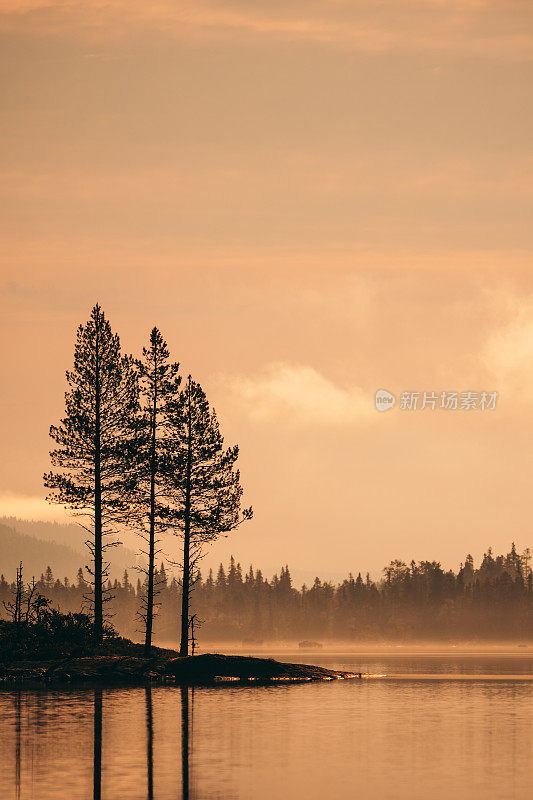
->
[144,379,158,656]
[94,325,103,644]
[180,518,190,656]
[179,389,192,657]
[15,562,22,626]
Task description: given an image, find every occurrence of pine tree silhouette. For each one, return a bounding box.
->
[132,327,180,655]
[44,304,138,643]
[166,376,252,655]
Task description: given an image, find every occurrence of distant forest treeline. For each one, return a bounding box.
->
[2,544,532,642]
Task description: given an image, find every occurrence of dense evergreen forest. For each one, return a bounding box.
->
[2,544,532,643]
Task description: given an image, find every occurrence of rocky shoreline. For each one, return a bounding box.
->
[0,652,362,687]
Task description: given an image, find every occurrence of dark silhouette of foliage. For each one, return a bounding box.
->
[0,608,118,661]
[44,304,138,643]
[2,561,49,629]
[3,544,532,645]
[166,376,253,655]
[132,327,181,655]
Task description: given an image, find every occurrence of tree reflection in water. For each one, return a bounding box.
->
[181,685,191,800]
[93,689,102,800]
[91,684,195,800]
[145,687,154,800]
[14,691,21,800]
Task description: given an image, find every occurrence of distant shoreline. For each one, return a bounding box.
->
[161,640,533,654]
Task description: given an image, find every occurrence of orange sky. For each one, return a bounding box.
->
[1,1,533,579]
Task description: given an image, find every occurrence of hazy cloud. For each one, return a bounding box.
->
[483,294,533,394]
[2,0,533,59]
[224,363,373,425]
[0,492,68,522]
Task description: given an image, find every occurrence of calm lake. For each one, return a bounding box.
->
[1,650,532,800]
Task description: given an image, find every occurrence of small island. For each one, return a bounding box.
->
[0,610,361,687]
[1,653,361,687]
[0,616,360,687]
[1,308,364,689]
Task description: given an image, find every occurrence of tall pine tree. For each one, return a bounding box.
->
[167,376,252,655]
[133,327,180,655]
[44,304,138,642]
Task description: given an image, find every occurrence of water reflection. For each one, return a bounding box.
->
[181,686,190,800]
[145,687,154,800]
[3,656,533,800]
[14,691,21,800]
[92,684,194,799]
[93,689,102,800]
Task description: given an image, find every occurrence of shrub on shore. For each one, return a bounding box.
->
[0,609,119,661]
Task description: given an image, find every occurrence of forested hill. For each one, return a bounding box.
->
[0,518,142,581]
[0,522,84,582]
[0,516,86,549]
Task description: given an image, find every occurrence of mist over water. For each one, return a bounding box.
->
[1,651,532,800]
